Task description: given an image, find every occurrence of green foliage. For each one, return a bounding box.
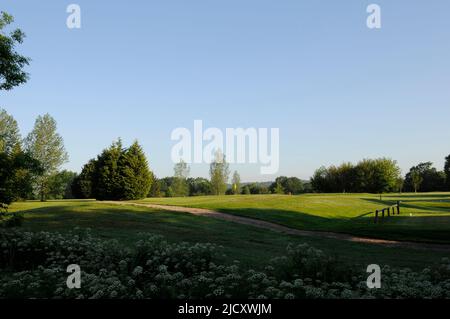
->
[149,177,212,197]
[87,140,153,200]
[0,108,21,153]
[7,148,43,200]
[25,114,68,201]
[166,186,174,198]
[71,159,96,199]
[405,162,446,193]
[410,170,423,193]
[209,150,230,195]
[187,177,212,196]
[0,149,42,206]
[158,177,174,197]
[311,158,401,193]
[395,177,405,193]
[355,158,400,193]
[270,176,304,195]
[118,142,153,200]
[0,12,30,91]
[91,140,124,200]
[273,181,285,194]
[172,160,189,197]
[241,185,251,195]
[446,155,450,191]
[231,171,241,195]
[47,170,77,200]
[148,174,162,197]
[0,230,449,299]
[246,183,270,194]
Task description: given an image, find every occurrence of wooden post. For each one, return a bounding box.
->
[387,207,390,217]
[397,201,400,215]
[382,209,385,219]
[374,210,378,224]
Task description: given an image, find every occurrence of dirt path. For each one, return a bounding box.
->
[103,201,450,252]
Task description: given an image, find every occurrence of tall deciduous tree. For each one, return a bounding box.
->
[396,177,405,194]
[231,171,241,195]
[0,108,21,153]
[0,110,42,202]
[25,114,68,201]
[404,162,445,192]
[209,149,229,195]
[0,12,30,91]
[410,170,423,193]
[172,159,189,197]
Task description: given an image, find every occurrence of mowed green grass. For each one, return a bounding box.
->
[6,200,449,270]
[139,193,450,244]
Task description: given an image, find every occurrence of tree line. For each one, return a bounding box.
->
[2,107,450,208]
[0,109,69,211]
[311,157,450,194]
[73,148,233,200]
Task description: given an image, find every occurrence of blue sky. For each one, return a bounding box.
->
[1,0,450,181]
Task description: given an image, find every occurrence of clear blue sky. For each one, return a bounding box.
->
[1,0,450,182]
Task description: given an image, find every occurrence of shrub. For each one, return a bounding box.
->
[0,230,449,299]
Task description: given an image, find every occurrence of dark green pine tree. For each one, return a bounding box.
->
[118,141,153,200]
[72,159,96,199]
[92,140,123,200]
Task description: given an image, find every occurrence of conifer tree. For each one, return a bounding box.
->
[92,140,123,200]
[118,141,152,200]
[72,159,96,199]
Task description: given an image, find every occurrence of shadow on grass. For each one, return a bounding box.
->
[10,201,450,268]
[20,204,201,232]
[17,200,450,245]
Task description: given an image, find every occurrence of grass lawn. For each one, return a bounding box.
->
[139,193,450,244]
[6,199,450,271]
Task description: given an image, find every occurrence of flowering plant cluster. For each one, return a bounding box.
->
[0,229,449,299]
